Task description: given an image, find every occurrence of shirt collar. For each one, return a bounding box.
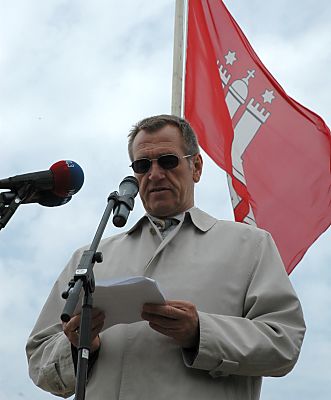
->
[126,207,217,235]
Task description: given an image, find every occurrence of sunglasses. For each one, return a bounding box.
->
[130,154,193,174]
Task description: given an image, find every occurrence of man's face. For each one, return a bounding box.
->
[131,125,203,217]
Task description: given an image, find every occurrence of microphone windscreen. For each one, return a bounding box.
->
[50,160,84,197]
[38,192,72,207]
[119,176,139,196]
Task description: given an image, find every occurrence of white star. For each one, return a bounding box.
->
[262,89,275,104]
[225,50,237,65]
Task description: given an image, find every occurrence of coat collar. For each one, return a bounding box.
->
[126,207,217,235]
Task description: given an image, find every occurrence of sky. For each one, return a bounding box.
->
[0,0,330,399]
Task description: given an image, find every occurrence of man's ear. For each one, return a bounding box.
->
[192,154,203,183]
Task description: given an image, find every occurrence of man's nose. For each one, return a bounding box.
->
[148,160,166,180]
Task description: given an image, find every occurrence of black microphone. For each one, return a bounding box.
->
[112,176,139,227]
[0,190,72,207]
[0,160,84,207]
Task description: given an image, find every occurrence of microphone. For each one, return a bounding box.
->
[0,160,84,207]
[0,190,72,207]
[112,176,139,227]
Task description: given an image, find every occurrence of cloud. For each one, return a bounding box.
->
[0,1,330,399]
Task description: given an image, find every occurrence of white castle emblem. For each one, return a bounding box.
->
[217,51,276,225]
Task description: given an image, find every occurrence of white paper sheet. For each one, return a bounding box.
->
[75,276,166,331]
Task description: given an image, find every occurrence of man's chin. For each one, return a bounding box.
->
[146,203,178,218]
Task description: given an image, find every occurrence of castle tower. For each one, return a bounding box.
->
[232,98,270,183]
[217,60,231,88]
[225,70,255,118]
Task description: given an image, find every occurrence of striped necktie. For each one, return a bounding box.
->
[152,217,179,238]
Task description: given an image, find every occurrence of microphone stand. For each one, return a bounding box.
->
[0,184,34,230]
[61,188,137,400]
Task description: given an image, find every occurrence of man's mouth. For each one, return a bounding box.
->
[149,187,170,193]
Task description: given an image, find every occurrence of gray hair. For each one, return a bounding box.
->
[128,114,200,161]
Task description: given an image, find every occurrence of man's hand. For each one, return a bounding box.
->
[141,300,199,349]
[62,308,105,353]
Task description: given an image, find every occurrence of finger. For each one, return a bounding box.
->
[91,308,105,318]
[149,322,177,337]
[91,311,106,325]
[63,314,81,333]
[141,312,182,329]
[142,304,186,320]
[62,323,79,338]
[64,323,103,350]
[147,322,191,347]
[64,310,104,333]
[90,334,101,353]
[166,300,196,310]
[62,308,104,350]
[91,320,105,337]
[62,323,79,347]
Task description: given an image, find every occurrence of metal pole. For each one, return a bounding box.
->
[171,0,186,117]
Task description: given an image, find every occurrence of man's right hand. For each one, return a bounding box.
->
[62,308,105,353]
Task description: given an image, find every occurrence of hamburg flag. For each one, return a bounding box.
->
[184,0,331,273]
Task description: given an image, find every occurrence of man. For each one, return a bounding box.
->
[26,114,305,399]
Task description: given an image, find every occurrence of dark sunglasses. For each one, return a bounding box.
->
[130,154,193,174]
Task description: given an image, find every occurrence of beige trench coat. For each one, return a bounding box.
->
[26,208,305,399]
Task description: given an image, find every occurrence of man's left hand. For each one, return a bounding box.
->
[141,300,199,349]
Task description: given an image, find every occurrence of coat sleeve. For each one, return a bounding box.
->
[183,231,306,378]
[25,249,84,398]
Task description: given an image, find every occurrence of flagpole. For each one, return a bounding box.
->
[171,0,186,117]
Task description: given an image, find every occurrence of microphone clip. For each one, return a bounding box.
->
[108,190,134,208]
[108,191,136,228]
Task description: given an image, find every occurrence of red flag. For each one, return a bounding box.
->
[184,0,331,273]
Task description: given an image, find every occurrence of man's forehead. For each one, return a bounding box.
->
[132,126,185,155]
